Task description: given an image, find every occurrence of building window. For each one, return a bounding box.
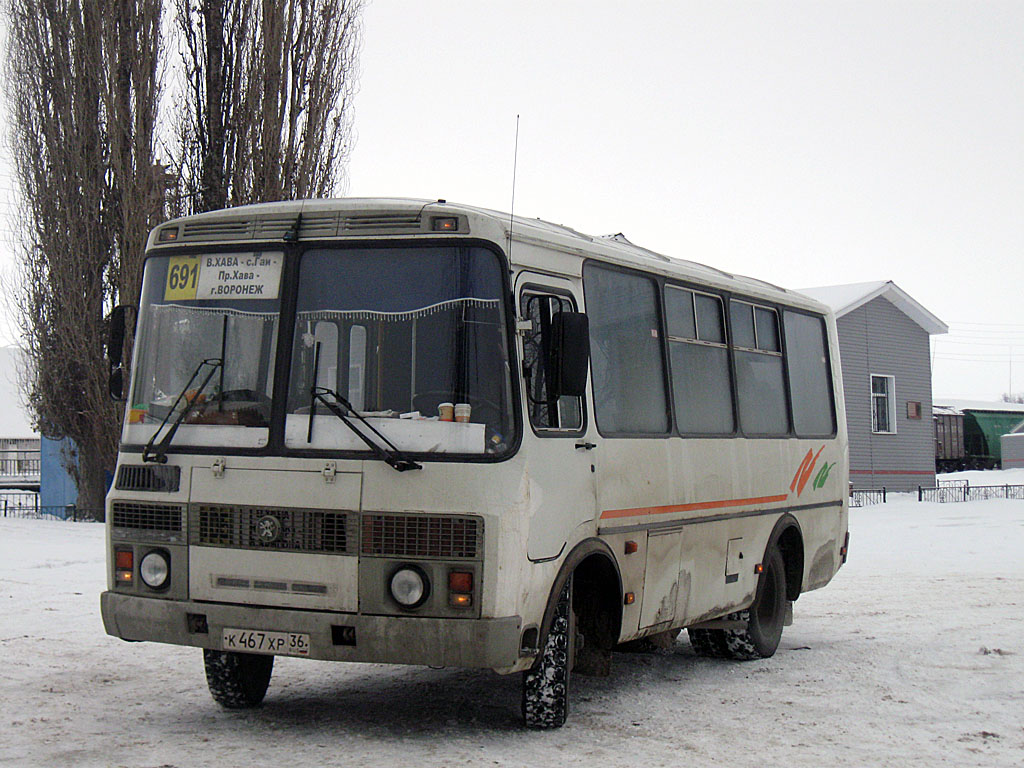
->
[871,375,897,433]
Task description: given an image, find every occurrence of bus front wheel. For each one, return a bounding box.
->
[203,649,274,708]
[522,577,574,728]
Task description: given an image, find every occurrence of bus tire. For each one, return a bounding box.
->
[688,627,728,658]
[522,578,574,729]
[203,649,274,708]
[722,547,786,661]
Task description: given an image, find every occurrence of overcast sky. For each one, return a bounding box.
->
[0,1,1020,402]
[349,0,1024,401]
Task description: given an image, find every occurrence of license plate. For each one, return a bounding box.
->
[222,628,310,657]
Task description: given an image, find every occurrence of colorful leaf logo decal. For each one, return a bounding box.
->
[813,461,835,490]
[790,445,825,497]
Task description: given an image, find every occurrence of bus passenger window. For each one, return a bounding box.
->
[583,264,669,435]
[731,301,788,435]
[665,287,733,434]
[521,292,583,432]
[783,311,835,436]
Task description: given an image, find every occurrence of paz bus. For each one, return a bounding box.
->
[101,198,849,728]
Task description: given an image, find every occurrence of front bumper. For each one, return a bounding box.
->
[101,592,527,673]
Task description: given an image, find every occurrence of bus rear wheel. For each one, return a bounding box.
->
[522,577,574,729]
[203,649,274,708]
[688,627,728,658]
[721,547,786,660]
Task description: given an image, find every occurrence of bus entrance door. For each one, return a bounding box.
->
[517,276,598,561]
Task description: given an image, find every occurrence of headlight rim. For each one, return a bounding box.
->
[388,564,430,610]
[139,549,170,590]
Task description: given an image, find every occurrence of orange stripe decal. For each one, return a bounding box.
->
[600,494,790,520]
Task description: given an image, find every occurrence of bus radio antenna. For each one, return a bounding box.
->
[508,114,520,262]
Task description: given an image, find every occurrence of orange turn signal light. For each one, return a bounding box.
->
[624,540,638,555]
[624,592,635,605]
[115,548,133,585]
[754,563,764,574]
[431,216,458,232]
[448,571,473,593]
[449,593,473,608]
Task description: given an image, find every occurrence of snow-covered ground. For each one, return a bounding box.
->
[938,466,1024,487]
[2,475,1023,767]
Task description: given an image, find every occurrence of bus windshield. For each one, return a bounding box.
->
[123,251,283,450]
[284,245,515,457]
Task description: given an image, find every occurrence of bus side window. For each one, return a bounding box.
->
[665,286,734,434]
[783,311,835,436]
[521,292,584,432]
[731,301,788,435]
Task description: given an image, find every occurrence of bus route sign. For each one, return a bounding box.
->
[163,252,283,301]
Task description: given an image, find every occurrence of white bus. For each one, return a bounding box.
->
[102,198,849,728]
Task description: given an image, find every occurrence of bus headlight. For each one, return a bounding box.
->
[389,565,429,608]
[139,550,170,589]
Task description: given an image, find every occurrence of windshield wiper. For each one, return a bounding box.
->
[142,358,222,464]
[308,386,422,472]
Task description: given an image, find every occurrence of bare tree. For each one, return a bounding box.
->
[6,0,361,512]
[175,0,363,212]
[102,0,167,323]
[5,0,164,513]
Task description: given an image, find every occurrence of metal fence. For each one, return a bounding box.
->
[918,484,1024,503]
[850,488,887,507]
[850,477,1024,506]
[0,493,102,522]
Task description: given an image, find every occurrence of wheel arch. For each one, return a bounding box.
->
[766,514,804,602]
[537,538,623,652]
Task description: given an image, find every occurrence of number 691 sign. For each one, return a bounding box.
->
[163,252,283,301]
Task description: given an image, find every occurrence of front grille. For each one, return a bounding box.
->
[111,501,183,532]
[192,505,354,554]
[115,464,181,493]
[361,514,481,559]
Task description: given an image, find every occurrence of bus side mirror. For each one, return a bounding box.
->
[550,312,589,397]
[107,305,136,401]
[109,367,125,400]
[108,305,128,367]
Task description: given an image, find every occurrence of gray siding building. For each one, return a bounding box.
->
[801,281,947,491]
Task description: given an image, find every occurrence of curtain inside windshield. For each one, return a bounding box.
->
[286,246,513,456]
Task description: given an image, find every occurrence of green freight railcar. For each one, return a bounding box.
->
[962,409,1024,469]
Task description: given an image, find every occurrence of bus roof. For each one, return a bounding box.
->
[149,198,829,313]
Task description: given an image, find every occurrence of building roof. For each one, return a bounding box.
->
[799,280,948,336]
[934,398,1024,415]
